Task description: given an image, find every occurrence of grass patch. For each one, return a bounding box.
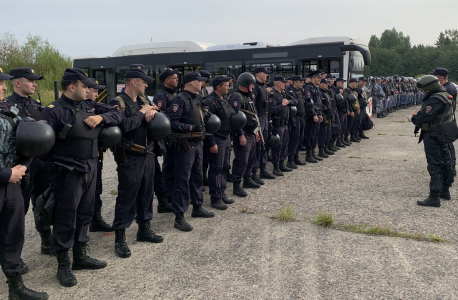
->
[348,156,362,159]
[403,159,408,161]
[313,211,334,227]
[272,205,297,222]
[109,190,118,195]
[239,206,254,214]
[356,169,362,172]
[392,120,406,123]
[378,133,386,135]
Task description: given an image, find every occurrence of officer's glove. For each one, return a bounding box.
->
[192,124,204,132]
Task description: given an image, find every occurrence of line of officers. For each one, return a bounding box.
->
[370,75,424,118]
[0,64,372,299]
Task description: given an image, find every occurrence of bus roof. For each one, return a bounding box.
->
[111,41,215,57]
[287,36,368,46]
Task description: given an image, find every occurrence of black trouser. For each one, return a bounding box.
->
[162,151,175,202]
[50,166,96,252]
[346,114,354,136]
[94,159,103,212]
[22,158,49,215]
[331,109,341,142]
[272,125,289,164]
[253,115,268,173]
[154,156,166,198]
[423,132,454,193]
[0,182,25,277]
[169,143,204,214]
[208,135,231,202]
[318,121,331,147]
[288,115,305,158]
[232,133,256,182]
[351,112,361,135]
[304,117,320,150]
[358,108,367,132]
[113,153,155,230]
[338,110,347,140]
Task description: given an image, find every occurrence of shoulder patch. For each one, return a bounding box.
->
[48,104,54,108]
[307,92,311,98]
[172,104,179,112]
[425,105,433,113]
[157,100,163,108]
[233,101,238,108]
[203,106,210,112]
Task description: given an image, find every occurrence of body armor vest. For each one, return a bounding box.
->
[256,84,270,115]
[292,88,305,115]
[421,92,454,131]
[116,94,148,146]
[202,96,234,134]
[5,97,41,120]
[0,110,21,168]
[180,94,204,126]
[235,92,258,130]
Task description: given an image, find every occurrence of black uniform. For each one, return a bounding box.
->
[38,95,121,252]
[303,83,322,150]
[270,88,292,164]
[252,80,270,174]
[317,88,332,148]
[355,86,368,135]
[343,87,358,137]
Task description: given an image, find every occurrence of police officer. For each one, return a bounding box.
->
[227,73,236,96]
[334,78,350,146]
[270,75,294,175]
[252,67,275,182]
[409,75,455,207]
[229,73,261,197]
[344,78,359,143]
[166,71,215,232]
[356,77,369,139]
[109,67,163,258]
[198,70,211,100]
[39,68,121,287]
[303,70,323,163]
[286,75,306,168]
[201,75,235,210]
[326,75,342,150]
[374,77,385,118]
[84,79,113,233]
[317,78,334,158]
[0,69,49,300]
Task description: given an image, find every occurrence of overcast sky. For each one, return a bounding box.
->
[2,0,457,58]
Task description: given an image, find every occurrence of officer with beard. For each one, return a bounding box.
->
[286,75,306,169]
[326,74,342,150]
[317,79,334,158]
[355,77,369,140]
[303,71,323,163]
[343,78,359,143]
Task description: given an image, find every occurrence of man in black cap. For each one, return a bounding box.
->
[201,75,235,210]
[0,69,49,299]
[198,70,212,187]
[270,75,295,175]
[286,75,306,168]
[84,79,113,233]
[326,75,342,150]
[109,67,163,258]
[252,66,275,182]
[334,78,350,146]
[38,68,121,287]
[6,68,53,267]
[303,70,323,163]
[343,78,359,143]
[166,71,215,232]
[153,68,179,214]
[199,70,211,100]
[227,73,236,96]
[317,79,334,158]
[355,77,369,140]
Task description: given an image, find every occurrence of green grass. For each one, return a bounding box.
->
[109,190,118,195]
[378,133,386,135]
[272,205,297,222]
[348,156,362,159]
[313,211,334,227]
[392,120,406,123]
[239,206,255,214]
[403,159,408,161]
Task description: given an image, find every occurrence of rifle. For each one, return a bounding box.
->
[167,132,204,153]
[117,140,154,155]
[241,106,265,146]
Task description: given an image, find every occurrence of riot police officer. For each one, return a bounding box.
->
[409,75,455,207]
[355,77,369,140]
[39,68,121,287]
[166,72,215,232]
[303,70,323,163]
[229,73,261,197]
[201,75,235,210]
[286,75,306,168]
[327,75,342,150]
[335,78,350,146]
[317,79,334,158]
[343,78,359,143]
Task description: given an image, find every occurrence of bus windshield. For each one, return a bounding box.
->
[349,51,365,79]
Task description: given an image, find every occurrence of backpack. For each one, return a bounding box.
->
[361,114,374,130]
[33,187,55,227]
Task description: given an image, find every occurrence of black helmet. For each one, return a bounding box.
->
[290,105,297,117]
[99,126,122,149]
[16,120,55,157]
[305,102,314,112]
[335,94,344,106]
[347,94,357,104]
[370,78,375,83]
[237,72,256,87]
[231,110,247,130]
[417,75,441,93]
[146,112,171,142]
[266,134,281,148]
[205,113,221,134]
[393,75,398,79]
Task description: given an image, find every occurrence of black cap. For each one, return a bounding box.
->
[159,68,178,81]
[130,64,146,70]
[326,74,335,79]
[349,78,358,83]
[199,70,211,82]
[290,75,305,81]
[124,68,155,83]
[432,68,448,76]
[320,79,329,84]
[184,71,206,84]
[9,67,43,80]
[317,69,325,74]
[0,67,13,81]
[274,75,288,83]
[227,73,236,81]
[382,77,387,82]
[358,77,367,82]
[335,77,346,82]
[62,68,94,85]
[304,74,310,78]
[88,78,106,89]
[212,75,231,87]
[253,67,271,74]
[308,70,322,78]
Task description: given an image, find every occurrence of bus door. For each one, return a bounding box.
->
[91,68,115,103]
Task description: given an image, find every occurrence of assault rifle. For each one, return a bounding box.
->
[117,140,154,155]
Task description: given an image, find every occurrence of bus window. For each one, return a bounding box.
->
[349,51,365,80]
[94,70,106,85]
[205,61,243,79]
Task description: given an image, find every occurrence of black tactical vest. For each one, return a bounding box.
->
[52,100,102,160]
[421,92,454,131]
[117,94,147,147]
[235,92,258,130]
[291,87,305,115]
[5,97,41,120]
[180,94,204,126]
[256,84,270,116]
[202,96,234,134]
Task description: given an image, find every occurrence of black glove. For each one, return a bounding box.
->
[192,124,204,132]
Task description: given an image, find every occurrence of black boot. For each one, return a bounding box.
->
[355,133,362,141]
[272,163,284,176]
[72,243,107,270]
[157,195,173,213]
[191,205,215,218]
[174,213,193,231]
[293,155,306,166]
[286,158,298,170]
[89,208,112,232]
[114,229,131,258]
[279,161,293,172]
[56,250,77,287]
[343,136,351,146]
[222,194,235,204]
[417,192,441,207]
[39,227,55,256]
[251,170,265,185]
[312,148,323,161]
[377,113,385,118]
[318,147,328,158]
[324,146,335,155]
[350,134,360,143]
[359,131,369,139]
[20,259,28,275]
[336,139,346,148]
[440,186,451,200]
[233,181,247,197]
[300,146,307,151]
[211,200,228,210]
[305,149,318,163]
[227,169,234,183]
[136,221,164,243]
[330,142,340,151]
[202,173,209,186]
[7,275,49,300]
[243,176,261,188]
[260,164,276,179]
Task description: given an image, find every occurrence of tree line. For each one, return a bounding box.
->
[369,28,458,81]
